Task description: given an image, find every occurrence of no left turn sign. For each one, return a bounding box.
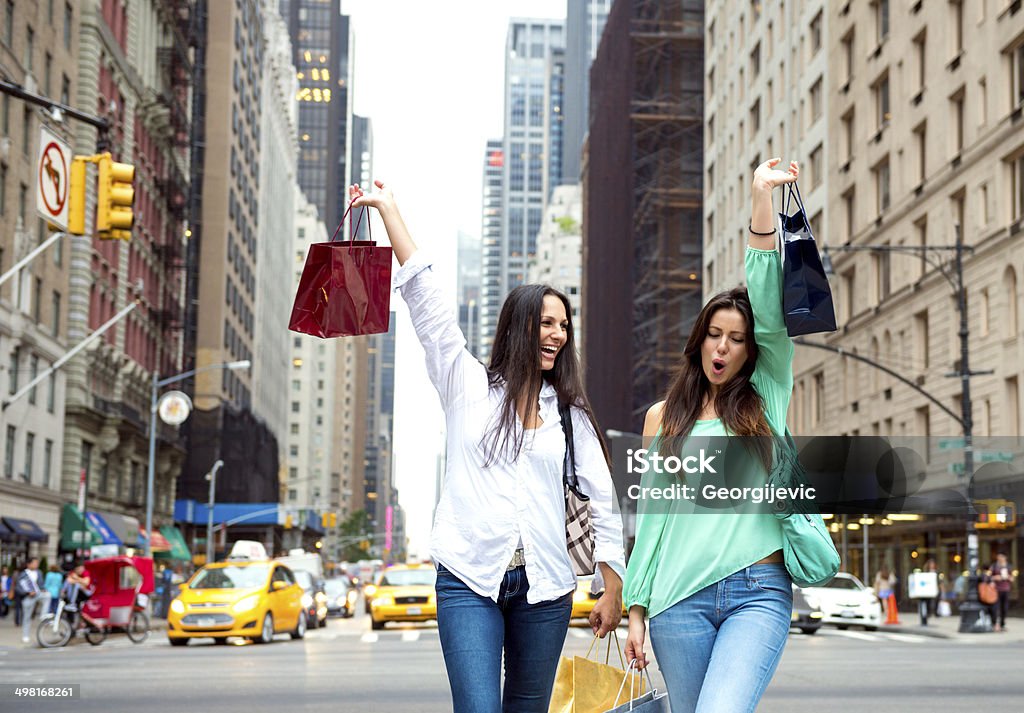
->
[36,125,72,232]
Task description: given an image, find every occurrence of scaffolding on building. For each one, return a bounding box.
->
[628,0,705,422]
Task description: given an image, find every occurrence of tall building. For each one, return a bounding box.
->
[350,115,373,240]
[478,140,503,360]
[0,0,82,561]
[483,19,565,357]
[362,318,396,556]
[528,184,583,345]
[58,0,194,551]
[563,0,612,186]
[457,231,482,358]
[253,0,299,475]
[583,0,704,433]
[181,0,281,510]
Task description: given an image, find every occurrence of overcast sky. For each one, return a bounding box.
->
[342,1,566,557]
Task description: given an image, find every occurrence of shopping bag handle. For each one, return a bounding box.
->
[584,630,626,668]
[612,659,657,710]
[781,180,807,220]
[329,197,373,247]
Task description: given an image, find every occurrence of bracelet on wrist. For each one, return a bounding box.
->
[749,223,777,236]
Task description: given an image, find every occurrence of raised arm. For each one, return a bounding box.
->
[749,158,799,250]
[350,181,415,264]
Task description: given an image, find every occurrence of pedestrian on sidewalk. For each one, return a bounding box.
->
[0,565,10,618]
[623,159,801,713]
[350,182,626,713]
[989,553,1014,632]
[874,565,895,617]
[15,557,51,644]
[43,565,63,615]
[918,559,939,626]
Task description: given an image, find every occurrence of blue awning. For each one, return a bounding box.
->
[0,517,49,543]
[84,512,122,546]
[0,519,16,542]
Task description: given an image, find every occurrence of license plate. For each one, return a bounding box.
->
[406,607,422,615]
[840,610,857,618]
[196,617,216,627]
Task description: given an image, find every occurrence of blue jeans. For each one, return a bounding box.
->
[435,563,573,713]
[649,563,792,713]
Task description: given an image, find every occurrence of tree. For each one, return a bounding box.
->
[338,509,373,562]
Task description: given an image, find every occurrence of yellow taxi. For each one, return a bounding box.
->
[167,559,306,646]
[369,563,437,630]
[571,574,628,622]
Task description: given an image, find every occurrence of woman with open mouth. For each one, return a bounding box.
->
[349,181,625,713]
[624,158,800,713]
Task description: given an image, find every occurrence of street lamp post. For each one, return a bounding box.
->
[144,360,251,557]
[205,459,224,565]
[821,224,993,632]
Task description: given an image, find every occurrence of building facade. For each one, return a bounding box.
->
[563,0,612,186]
[527,184,583,345]
[478,139,503,360]
[457,230,481,359]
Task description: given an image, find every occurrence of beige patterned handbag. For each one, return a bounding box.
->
[559,401,595,576]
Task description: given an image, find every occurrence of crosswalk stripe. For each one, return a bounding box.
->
[828,629,880,642]
[568,628,590,639]
[882,633,931,643]
[360,633,379,643]
[401,631,420,642]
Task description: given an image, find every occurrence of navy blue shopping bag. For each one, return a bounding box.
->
[779,182,837,337]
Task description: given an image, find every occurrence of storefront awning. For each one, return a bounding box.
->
[156,526,191,561]
[59,504,101,550]
[84,512,122,546]
[140,527,171,552]
[0,517,49,543]
[92,511,140,547]
[0,519,16,543]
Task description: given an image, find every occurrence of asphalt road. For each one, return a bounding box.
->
[1,610,1020,712]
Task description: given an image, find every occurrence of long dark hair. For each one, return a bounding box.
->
[484,284,609,466]
[660,286,773,468]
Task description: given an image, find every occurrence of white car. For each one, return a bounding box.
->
[798,573,883,631]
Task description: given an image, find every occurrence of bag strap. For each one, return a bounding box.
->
[329,197,374,246]
[558,400,579,490]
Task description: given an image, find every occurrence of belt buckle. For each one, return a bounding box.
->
[506,548,525,571]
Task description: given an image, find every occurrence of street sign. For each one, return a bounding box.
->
[938,438,965,450]
[976,451,1015,463]
[35,125,71,231]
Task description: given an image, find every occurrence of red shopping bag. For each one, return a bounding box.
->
[288,201,393,338]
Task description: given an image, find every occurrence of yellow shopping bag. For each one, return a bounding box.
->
[548,633,647,713]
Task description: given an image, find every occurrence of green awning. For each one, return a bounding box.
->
[156,525,191,561]
[59,504,101,550]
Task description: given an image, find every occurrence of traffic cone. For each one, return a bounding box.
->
[885,593,901,625]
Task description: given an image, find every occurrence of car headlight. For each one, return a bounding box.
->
[315,592,327,605]
[573,589,588,603]
[233,595,261,613]
[372,596,394,607]
[170,599,185,614]
[364,585,377,597]
[301,594,314,608]
[347,591,358,603]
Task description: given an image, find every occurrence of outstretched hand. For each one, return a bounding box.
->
[752,158,799,192]
[349,180,397,214]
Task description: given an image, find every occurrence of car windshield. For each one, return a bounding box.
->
[294,571,315,590]
[825,577,863,590]
[190,565,270,590]
[325,579,350,596]
[378,569,436,587]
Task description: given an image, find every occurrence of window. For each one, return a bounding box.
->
[3,0,12,46]
[806,77,823,125]
[809,144,823,190]
[44,52,51,95]
[24,25,32,70]
[950,87,965,155]
[875,74,890,129]
[842,110,855,162]
[914,310,930,369]
[51,291,60,334]
[43,439,52,488]
[289,445,299,457]
[979,77,987,127]
[875,157,891,213]
[1012,43,1024,110]
[810,12,822,56]
[33,277,41,322]
[290,423,299,435]
[22,106,31,154]
[913,31,926,93]
[950,0,963,58]
[842,30,855,83]
[913,122,927,184]
[60,74,69,105]
[8,346,18,394]
[750,99,760,137]
[47,372,54,412]
[3,425,14,478]
[707,113,715,143]
[813,372,825,425]
[844,189,856,241]
[1004,267,1019,338]
[28,355,38,404]
[876,0,889,43]
[750,42,760,78]
[1008,377,1021,437]
[291,401,300,413]
[1012,154,1024,222]
[23,432,33,482]
[64,3,72,50]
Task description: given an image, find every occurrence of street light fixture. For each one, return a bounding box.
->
[820,225,994,633]
[205,459,225,565]
[144,360,252,557]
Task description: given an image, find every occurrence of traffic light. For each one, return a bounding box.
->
[96,152,135,240]
[328,512,337,528]
[284,514,294,529]
[66,157,87,235]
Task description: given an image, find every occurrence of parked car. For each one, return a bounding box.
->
[167,559,306,646]
[799,573,883,631]
[790,585,824,634]
[368,563,436,630]
[294,570,328,628]
[325,577,357,618]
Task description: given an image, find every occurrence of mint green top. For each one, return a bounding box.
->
[623,247,795,619]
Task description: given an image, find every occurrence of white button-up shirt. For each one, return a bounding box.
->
[395,250,626,604]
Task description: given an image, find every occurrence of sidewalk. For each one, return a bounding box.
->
[880,612,1024,642]
[0,613,168,648]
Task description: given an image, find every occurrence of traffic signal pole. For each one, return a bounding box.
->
[0,77,110,146]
